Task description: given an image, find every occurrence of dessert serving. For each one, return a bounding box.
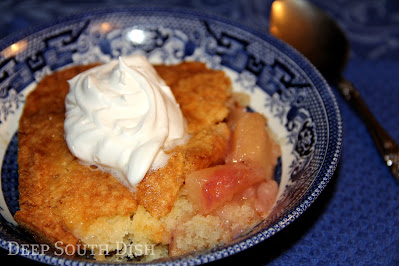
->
[14,54,281,262]
[0,7,344,266]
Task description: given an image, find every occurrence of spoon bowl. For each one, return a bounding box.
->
[269,0,399,180]
[269,0,349,83]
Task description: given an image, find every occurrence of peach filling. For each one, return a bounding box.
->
[185,107,281,227]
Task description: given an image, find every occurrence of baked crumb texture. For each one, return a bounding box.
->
[15,62,279,262]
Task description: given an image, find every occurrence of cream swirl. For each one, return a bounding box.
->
[64,54,188,187]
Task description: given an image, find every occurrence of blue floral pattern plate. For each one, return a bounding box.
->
[0,7,342,265]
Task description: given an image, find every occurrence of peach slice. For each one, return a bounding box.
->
[185,162,266,214]
[226,112,281,180]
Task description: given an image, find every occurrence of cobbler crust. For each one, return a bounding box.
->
[15,62,232,253]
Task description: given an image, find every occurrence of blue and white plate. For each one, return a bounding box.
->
[0,7,342,265]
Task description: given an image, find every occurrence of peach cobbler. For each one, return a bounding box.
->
[15,55,281,262]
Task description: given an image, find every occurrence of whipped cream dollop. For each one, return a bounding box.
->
[64,54,188,187]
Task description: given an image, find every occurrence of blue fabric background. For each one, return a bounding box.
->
[0,0,398,265]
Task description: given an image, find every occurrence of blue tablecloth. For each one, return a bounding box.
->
[1,0,398,265]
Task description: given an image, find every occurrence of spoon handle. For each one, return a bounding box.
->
[337,79,399,181]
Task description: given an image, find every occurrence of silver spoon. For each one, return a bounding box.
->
[269,0,399,181]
